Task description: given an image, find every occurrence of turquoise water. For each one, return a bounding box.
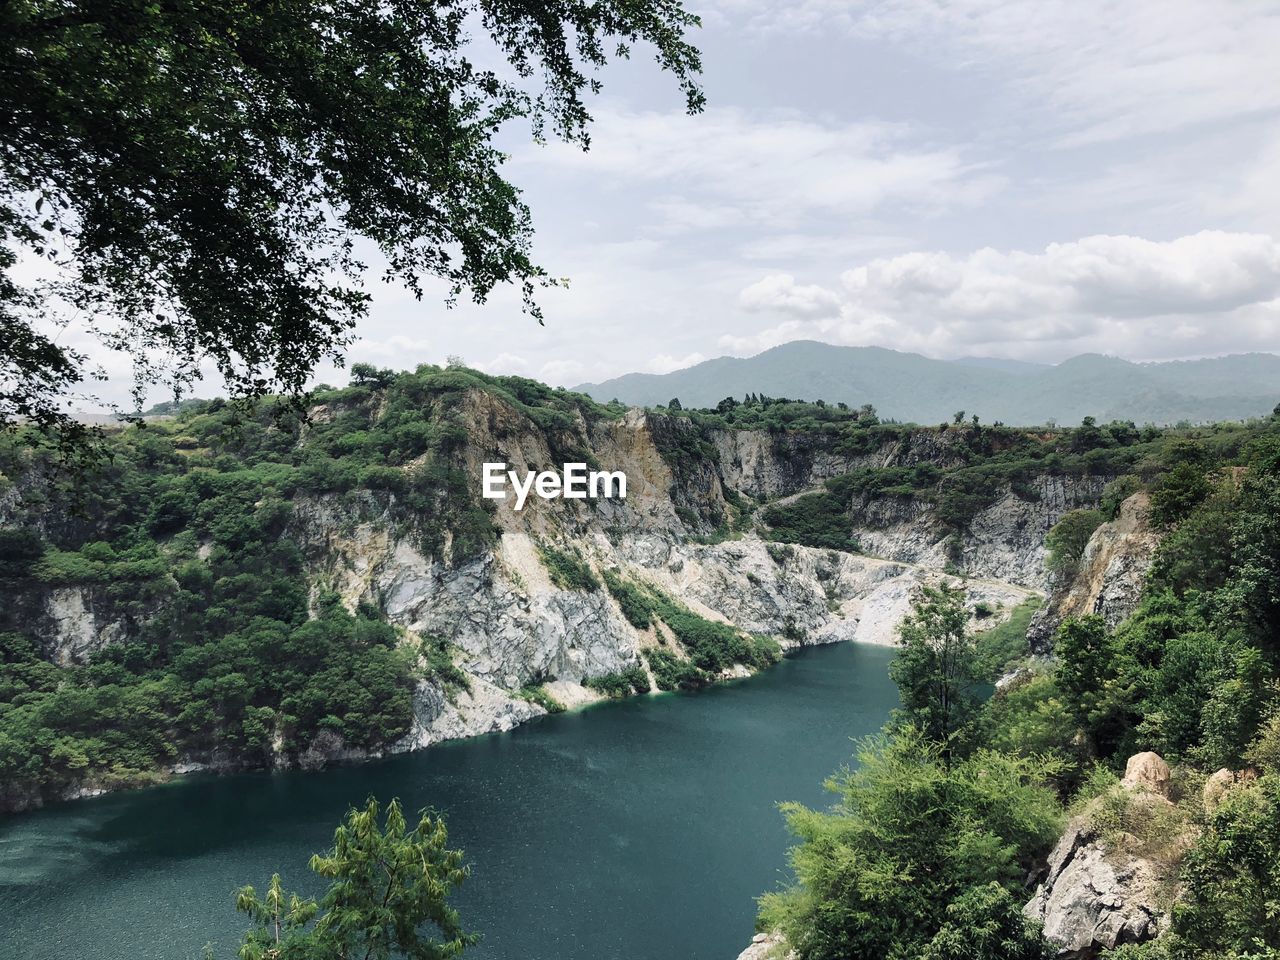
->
[0,642,897,960]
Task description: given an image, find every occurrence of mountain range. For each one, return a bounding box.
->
[573,341,1280,425]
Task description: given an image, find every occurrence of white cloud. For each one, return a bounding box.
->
[729,231,1280,361]
[525,107,998,232]
[739,273,842,318]
[537,358,587,386]
[646,352,707,374]
[723,0,1280,145]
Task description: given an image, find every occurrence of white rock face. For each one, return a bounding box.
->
[395,675,545,752]
[43,587,125,665]
[1023,820,1168,958]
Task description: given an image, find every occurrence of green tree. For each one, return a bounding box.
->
[1149,463,1212,528]
[1053,615,1135,757]
[1158,775,1280,958]
[758,731,1061,960]
[890,583,983,759]
[2,0,703,441]
[919,883,1053,960]
[1045,509,1104,576]
[235,798,474,960]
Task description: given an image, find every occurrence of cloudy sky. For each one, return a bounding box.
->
[69,0,1280,403]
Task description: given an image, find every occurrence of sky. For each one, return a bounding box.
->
[54,0,1280,404]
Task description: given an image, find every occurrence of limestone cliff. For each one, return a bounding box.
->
[6,386,1118,800]
[1028,493,1162,653]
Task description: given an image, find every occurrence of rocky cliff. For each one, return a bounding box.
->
[4,380,1132,810]
[1028,493,1162,653]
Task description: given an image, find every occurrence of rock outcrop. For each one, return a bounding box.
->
[734,931,792,960]
[1028,493,1162,653]
[1024,752,1183,958]
[1025,821,1168,957]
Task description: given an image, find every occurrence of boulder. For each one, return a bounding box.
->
[1023,821,1168,958]
[1121,752,1171,797]
[734,931,792,960]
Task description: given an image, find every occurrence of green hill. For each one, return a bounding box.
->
[574,342,1280,425]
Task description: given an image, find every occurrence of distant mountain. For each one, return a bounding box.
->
[572,341,1280,425]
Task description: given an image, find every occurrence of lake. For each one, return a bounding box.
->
[0,642,898,960]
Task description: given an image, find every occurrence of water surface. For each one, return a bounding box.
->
[0,642,897,960]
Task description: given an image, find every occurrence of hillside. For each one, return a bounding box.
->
[1,364,1275,815]
[573,341,1280,425]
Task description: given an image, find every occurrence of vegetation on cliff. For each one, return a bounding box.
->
[759,418,1280,959]
[0,365,620,805]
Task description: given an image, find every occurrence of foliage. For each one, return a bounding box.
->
[235,798,475,959]
[420,636,472,696]
[583,665,651,698]
[890,583,984,758]
[1100,475,1143,521]
[1149,463,1213,528]
[1045,509,1104,575]
[644,648,707,691]
[517,685,565,714]
[758,730,1062,960]
[602,569,653,629]
[1156,775,1280,958]
[2,0,703,449]
[918,883,1054,960]
[974,597,1041,679]
[536,543,600,592]
[761,492,861,551]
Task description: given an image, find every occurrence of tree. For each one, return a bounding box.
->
[668,397,683,412]
[235,797,474,960]
[1158,775,1280,957]
[1045,509,1104,576]
[890,583,984,760]
[1053,615,1135,757]
[920,883,1054,960]
[758,731,1061,960]
[1149,463,1212,528]
[2,0,703,443]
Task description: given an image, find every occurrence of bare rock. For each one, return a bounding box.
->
[1029,493,1161,653]
[734,931,793,960]
[1023,820,1168,959]
[1122,752,1171,797]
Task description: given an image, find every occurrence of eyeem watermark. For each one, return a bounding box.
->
[482,462,627,511]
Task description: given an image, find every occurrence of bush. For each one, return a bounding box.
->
[518,684,566,714]
[1099,474,1142,521]
[1045,509,1104,575]
[762,492,861,551]
[644,648,707,690]
[537,543,599,592]
[603,570,653,628]
[758,731,1063,960]
[583,664,650,697]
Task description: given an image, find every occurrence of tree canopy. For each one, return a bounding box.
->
[1,0,703,443]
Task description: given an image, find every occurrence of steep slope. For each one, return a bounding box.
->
[0,367,1146,812]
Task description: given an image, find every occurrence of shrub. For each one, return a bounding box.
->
[1045,509,1104,575]
[583,664,650,697]
[762,491,861,551]
[537,543,600,592]
[644,648,707,690]
[518,684,565,714]
[602,570,653,628]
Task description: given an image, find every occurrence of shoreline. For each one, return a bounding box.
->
[0,633,858,819]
